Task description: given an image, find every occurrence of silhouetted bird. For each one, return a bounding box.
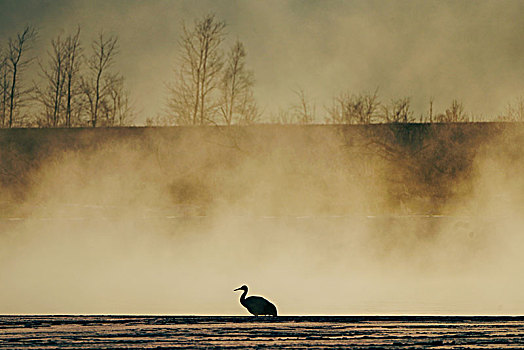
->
[234,285,278,316]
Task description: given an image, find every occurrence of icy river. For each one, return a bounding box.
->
[1,316,524,349]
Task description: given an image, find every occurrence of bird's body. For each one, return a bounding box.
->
[234,285,277,316]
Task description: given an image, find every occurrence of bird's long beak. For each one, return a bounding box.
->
[233,287,242,291]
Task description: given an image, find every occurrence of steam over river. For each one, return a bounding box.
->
[1,215,523,315]
[2,214,524,349]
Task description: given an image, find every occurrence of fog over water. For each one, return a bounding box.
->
[1,125,524,315]
[0,0,523,123]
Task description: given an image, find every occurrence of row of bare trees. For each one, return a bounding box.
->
[34,27,81,128]
[499,97,524,122]
[165,14,259,126]
[0,26,37,128]
[164,13,523,126]
[164,13,519,127]
[0,25,132,128]
[2,16,521,128]
[272,89,471,125]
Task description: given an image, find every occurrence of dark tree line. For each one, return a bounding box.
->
[0,25,132,128]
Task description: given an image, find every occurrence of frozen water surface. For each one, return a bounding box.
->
[1,316,523,349]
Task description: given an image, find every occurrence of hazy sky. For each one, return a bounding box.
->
[1,0,523,122]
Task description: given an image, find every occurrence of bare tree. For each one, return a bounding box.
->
[501,96,524,121]
[434,99,468,123]
[6,25,37,128]
[35,34,68,127]
[426,97,434,123]
[64,27,82,127]
[236,89,260,125]
[81,32,118,127]
[382,97,414,123]
[270,107,295,124]
[168,14,226,125]
[326,90,379,124]
[219,40,258,125]
[35,28,83,128]
[167,71,194,125]
[0,51,9,127]
[292,88,315,124]
[99,73,133,126]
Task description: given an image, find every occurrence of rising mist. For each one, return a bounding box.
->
[1,124,524,315]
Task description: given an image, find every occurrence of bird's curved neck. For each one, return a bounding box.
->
[239,289,248,304]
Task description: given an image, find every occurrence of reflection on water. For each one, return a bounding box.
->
[1,316,523,349]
